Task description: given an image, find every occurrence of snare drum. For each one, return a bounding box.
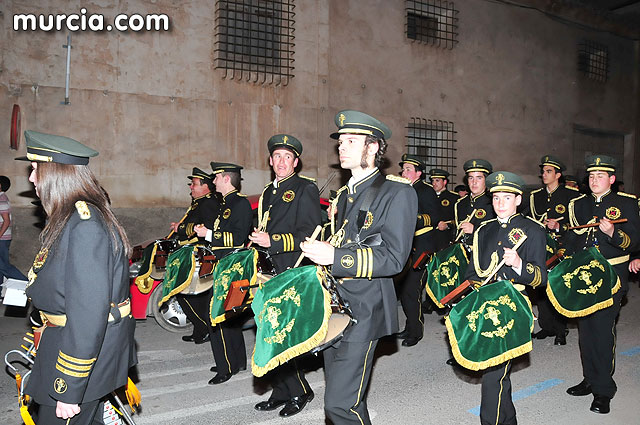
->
[223,248,275,311]
[179,246,218,296]
[149,239,180,279]
[309,273,354,354]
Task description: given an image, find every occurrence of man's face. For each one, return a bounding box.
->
[213,173,225,192]
[492,192,521,219]
[589,171,615,196]
[337,134,369,171]
[467,172,486,196]
[269,148,298,180]
[541,165,560,186]
[401,164,422,183]
[189,177,210,198]
[431,177,447,193]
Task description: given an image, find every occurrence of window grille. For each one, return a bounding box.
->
[578,40,608,83]
[406,118,458,187]
[214,0,295,85]
[406,0,458,49]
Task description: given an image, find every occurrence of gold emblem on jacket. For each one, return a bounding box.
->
[441,199,450,207]
[362,212,374,229]
[282,190,295,202]
[223,208,231,219]
[508,228,525,245]
[341,255,354,268]
[54,378,67,394]
[605,206,621,220]
[475,209,486,219]
[555,204,566,214]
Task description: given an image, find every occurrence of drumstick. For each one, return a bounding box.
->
[566,218,626,230]
[293,225,323,268]
[480,234,528,286]
[454,209,477,242]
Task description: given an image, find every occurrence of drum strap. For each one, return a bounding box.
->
[356,174,385,231]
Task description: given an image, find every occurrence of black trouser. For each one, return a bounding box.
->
[177,291,211,338]
[33,399,102,425]
[324,340,378,425]
[209,316,247,374]
[265,359,311,402]
[577,290,623,398]
[480,360,516,425]
[535,288,567,336]
[398,268,424,338]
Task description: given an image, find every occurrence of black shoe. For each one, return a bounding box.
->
[255,398,288,411]
[423,304,434,315]
[533,329,555,340]
[182,334,196,342]
[402,337,422,347]
[194,334,211,344]
[210,365,246,373]
[567,381,592,396]
[208,373,232,385]
[396,329,410,339]
[590,395,611,414]
[446,357,457,366]
[279,392,314,417]
[554,334,566,345]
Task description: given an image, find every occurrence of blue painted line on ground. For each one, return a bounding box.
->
[468,378,564,416]
[620,346,640,356]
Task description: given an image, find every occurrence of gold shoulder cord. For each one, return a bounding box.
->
[568,197,594,235]
[472,225,499,278]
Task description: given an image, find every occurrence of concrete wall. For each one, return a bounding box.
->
[1,0,638,269]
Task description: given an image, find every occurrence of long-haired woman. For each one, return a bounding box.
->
[18,130,137,424]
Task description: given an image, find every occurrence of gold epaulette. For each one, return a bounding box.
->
[386,175,411,184]
[299,174,317,182]
[447,190,459,196]
[237,192,247,197]
[75,201,91,220]
[530,187,544,194]
[617,191,637,199]
[422,180,434,188]
[565,185,580,191]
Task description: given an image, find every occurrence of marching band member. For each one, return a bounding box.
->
[430,168,459,252]
[454,159,496,248]
[464,171,546,425]
[397,154,440,346]
[564,155,640,414]
[249,134,321,417]
[196,162,252,385]
[174,168,220,345]
[528,155,581,345]
[302,110,417,424]
[18,130,136,424]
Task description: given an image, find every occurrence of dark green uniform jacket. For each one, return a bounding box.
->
[464,214,547,288]
[565,190,640,292]
[454,191,496,245]
[529,185,581,234]
[412,180,440,255]
[176,192,220,242]
[206,190,253,258]
[258,173,322,272]
[25,203,136,405]
[329,170,418,342]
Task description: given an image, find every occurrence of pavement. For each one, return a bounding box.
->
[1,283,640,425]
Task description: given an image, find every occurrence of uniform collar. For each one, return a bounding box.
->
[192,192,210,201]
[348,168,379,193]
[497,213,519,224]
[471,190,487,201]
[546,183,560,195]
[273,172,296,188]
[223,189,238,201]
[592,189,612,202]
